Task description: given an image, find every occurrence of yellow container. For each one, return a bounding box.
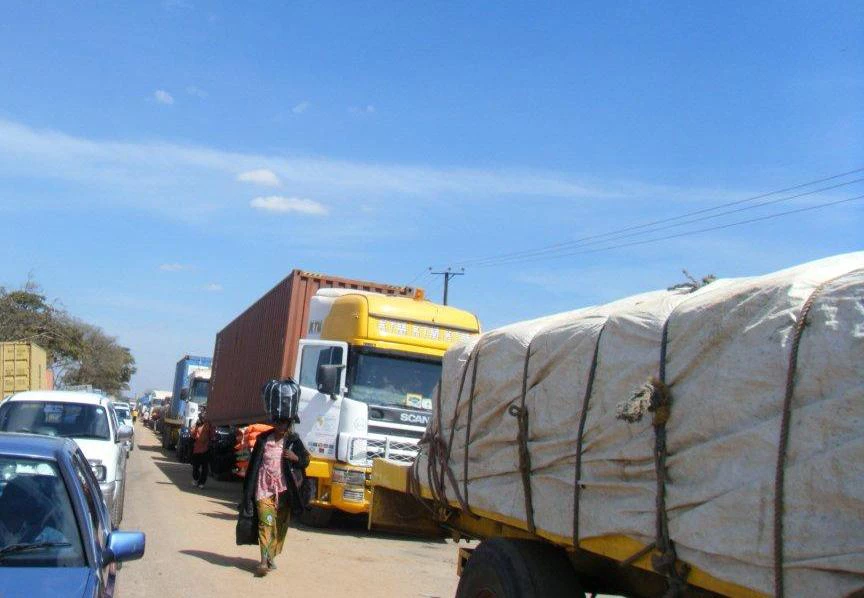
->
[0,342,49,398]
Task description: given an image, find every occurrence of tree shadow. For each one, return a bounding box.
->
[179,549,259,572]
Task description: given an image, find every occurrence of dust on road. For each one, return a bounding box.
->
[121,424,460,597]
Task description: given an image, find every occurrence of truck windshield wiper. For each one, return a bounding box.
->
[0,541,71,559]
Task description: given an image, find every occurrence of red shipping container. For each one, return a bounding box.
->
[208,270,415,426]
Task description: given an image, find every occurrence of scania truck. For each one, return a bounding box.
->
[207,270,480,526]
[294,288,479,524]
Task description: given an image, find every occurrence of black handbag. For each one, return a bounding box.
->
[235,512,257,545]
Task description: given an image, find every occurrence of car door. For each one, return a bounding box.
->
[72,451,115,597]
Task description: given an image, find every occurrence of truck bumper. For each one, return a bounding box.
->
[306,459,372,515]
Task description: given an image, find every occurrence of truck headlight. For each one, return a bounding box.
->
[89,460,107,482]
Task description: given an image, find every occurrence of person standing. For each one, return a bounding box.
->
[191,407,214,489]
[237,379,310,577]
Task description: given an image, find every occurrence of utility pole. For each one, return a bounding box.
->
[429,267,465,305]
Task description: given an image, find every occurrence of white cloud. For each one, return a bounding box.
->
[203,283,223,292]
[153,90,175,105]
[0,117,667,217]
[292,101,310,114]
[159,263,189,272]
[236,168,281,187]
[186,86,208,99]
[250,196,328,215]
[351,104,376,114]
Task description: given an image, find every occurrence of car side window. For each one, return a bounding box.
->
[72,452,108,542]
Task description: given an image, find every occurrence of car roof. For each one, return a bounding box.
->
[4,390,110,406]
[0,431,79,460]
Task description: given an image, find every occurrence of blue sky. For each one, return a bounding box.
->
[1,1,862,395]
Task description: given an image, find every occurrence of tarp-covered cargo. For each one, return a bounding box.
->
[417,252,863,597]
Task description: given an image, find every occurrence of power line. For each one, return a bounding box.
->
[468,193,864,267]
[467,177,864,268]
[442,166,864,269]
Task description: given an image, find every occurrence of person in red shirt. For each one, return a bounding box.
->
[191,407,215,489]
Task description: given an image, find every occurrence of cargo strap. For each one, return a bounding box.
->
[462,340,485,515]
[508,339,537,534]
[572,323,606,548]
[410,344,479,519]
[616,318,689,597]
[773,273,850,598]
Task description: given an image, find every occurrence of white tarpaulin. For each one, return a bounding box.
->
[417,252,864,597]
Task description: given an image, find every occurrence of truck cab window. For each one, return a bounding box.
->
[299,345,344,389]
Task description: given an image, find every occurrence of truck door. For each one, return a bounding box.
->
[294,340,348,460]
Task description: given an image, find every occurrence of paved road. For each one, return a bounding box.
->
[121,424,461,597]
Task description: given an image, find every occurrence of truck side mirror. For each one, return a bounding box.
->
[316,364,344,398]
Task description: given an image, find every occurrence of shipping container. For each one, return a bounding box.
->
[1,342,50,398]
[208,270,416,426]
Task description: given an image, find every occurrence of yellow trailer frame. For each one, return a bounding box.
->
[371,459,765,598]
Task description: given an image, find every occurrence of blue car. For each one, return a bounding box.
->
[0,433,145,597]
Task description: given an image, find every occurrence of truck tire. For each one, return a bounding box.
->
[300,506,334,528]
[455,539,584,598]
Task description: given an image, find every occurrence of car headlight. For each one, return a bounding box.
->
[89,460,107,482]
[332,467,366,486]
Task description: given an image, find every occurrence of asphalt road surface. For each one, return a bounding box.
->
[121,424,461,597]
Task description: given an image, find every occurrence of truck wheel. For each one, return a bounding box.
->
[455,538,584,598]
[300,506,333,528]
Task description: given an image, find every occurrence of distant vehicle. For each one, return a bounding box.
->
[0,433,145,597]
[161,355,212,455]
[0,391,132,527]
[111,402,134,452]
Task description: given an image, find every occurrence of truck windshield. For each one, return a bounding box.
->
[348,352,441,410]
[189,380,209,405]
[0,401,111,440]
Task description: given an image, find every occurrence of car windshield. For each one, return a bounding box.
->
[0,401,111,440]
[347,352,441,410]
[0,457,85,567]
[114,406,131,420]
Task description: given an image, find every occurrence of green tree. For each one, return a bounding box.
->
[0,280,136,394]
[61,322,137,396]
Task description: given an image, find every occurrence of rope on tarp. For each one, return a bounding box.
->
[616,318,689,598]
[573,323,606,549]
[462,338,485,516]
[508,338,537,534]
[773,272,850,598]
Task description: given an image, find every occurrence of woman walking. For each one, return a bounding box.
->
[237,379,310,577]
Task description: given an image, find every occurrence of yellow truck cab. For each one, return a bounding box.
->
[294,288,479,525]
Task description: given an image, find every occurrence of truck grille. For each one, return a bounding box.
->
[349,435,419,466]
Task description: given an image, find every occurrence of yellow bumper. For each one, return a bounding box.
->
[305,458,371,515]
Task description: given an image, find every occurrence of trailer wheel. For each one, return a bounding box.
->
[456,538,583,598]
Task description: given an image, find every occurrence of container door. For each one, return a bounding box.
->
[294,340,348,460]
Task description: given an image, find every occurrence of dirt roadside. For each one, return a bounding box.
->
[120,424,460,597]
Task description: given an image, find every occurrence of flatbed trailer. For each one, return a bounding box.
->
[371,459,758,598]
[370,253,864,598]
